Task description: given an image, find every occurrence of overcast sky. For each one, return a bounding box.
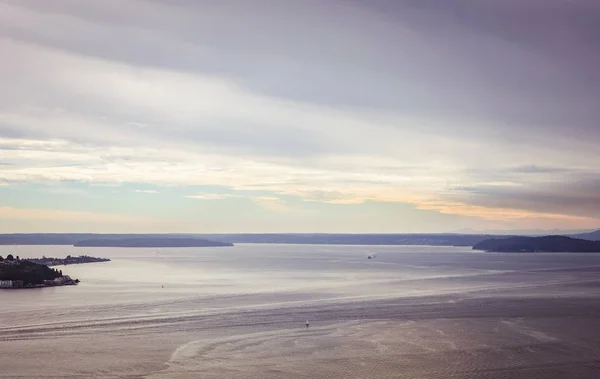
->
[1,0,599,233]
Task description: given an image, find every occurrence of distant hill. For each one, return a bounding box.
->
[569,229,600,241]
[0,234,89,245]
[0,234,210,246]
[73,238,233,248]
[455,228,597,236]
[473,236,600,253]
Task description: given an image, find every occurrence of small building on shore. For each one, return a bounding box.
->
[0,280,23,288]
[52,276,75,286]
[0,280,13,288]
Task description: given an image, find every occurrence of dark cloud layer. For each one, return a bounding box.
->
[449,176,600,219]
[2,0,599,143]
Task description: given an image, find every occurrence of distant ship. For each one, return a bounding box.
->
[367,253,377,259]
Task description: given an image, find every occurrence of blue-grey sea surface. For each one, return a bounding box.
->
[1,244,600,378]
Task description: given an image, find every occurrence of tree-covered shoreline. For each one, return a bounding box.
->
[0,258,64,286]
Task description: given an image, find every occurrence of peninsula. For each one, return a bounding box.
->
[473,235,600,253]
[74,237,234,248]
[25,255,111,266]
[0,256,78,289]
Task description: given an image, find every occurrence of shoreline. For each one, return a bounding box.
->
[0,282,78,289]
[0,277,80,289]
[2,256,106,289]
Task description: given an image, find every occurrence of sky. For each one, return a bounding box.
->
[1,0,599,233]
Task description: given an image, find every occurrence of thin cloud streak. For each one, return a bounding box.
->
[0,206,157,224]
[186,193,243,200]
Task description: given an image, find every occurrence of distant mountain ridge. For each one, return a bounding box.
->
[1,230,599,247]
[0,233,497,247]
[456,228,599,236]
[569,230,600,241]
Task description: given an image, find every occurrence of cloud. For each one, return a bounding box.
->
[0,206,156,224]
[282,190,373,205]
[510,165,572,174]
[135,189,159,194]
[1,135,599,227]
[2,1,599,153]
[442,177,600,220]
[186,193,243,200]
[5,0,598,138]
[0,0,599,231]
[251,197,291,213]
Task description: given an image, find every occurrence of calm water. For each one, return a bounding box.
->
[2,244,600,378]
